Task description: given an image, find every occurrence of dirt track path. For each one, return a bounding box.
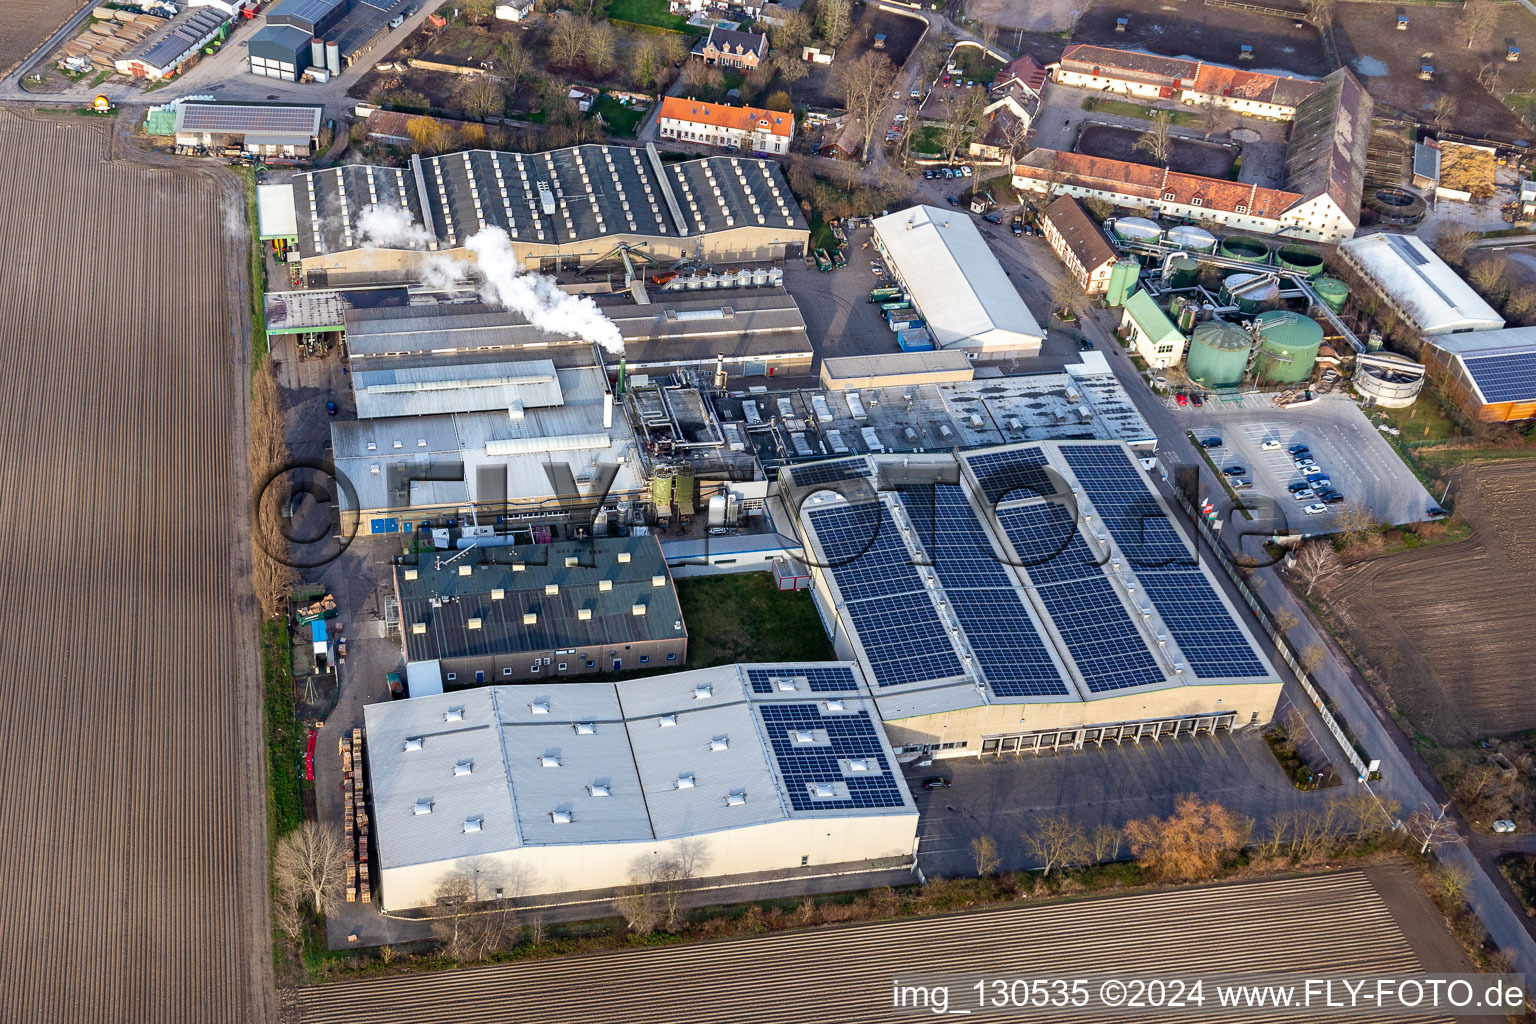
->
[0,106,271,1024]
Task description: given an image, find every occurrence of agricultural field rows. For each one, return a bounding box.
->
[0,0,83,73]
[0,107,268,1024]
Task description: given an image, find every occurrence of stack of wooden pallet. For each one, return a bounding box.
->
[341,735,357,902]
[352,729,371,904]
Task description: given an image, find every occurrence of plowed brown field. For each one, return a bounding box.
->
[0,0,84,73]
[1323,460,1536,745]
[0,108,270,1024]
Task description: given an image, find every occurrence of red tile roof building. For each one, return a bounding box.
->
[659,97,794,155]
[1056,44,1321,118]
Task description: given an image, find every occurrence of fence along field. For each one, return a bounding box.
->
[0,108,267,1024]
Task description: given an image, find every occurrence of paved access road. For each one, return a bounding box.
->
[297,869,1465,1024]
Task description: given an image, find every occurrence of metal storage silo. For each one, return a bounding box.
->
[1277,243,1325,279]
[1186,320,1252,388]
[1106,259,1140,307]
[1166,225,1217,253]
[1252,310,1323,385]
[1314,276,1349,313]
[1164,254,1199,289]
[1219,235,1270,263]
[1111,216,1162,244]
[310,37,324,69]
[326,40,341,76]
[1221,272,1279,314]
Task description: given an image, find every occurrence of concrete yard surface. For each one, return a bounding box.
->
[296,867,1471,1023]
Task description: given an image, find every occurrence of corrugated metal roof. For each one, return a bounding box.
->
[352,358,564,419]
[1340,232,1504,335]
[255,183,298,240]
[872,206,1044,351]
[175,102,322,137]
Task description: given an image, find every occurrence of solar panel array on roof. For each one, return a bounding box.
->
[789,459,873,487]
[176,103,322,136]
[1462,349,1536,403]
[747,666,860,694]
[965,446,1054,505]
[757,704,905,810]
[898,486,1068,698]
[806,503,964,687]
[1061,445,1267,680]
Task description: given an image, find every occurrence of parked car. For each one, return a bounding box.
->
[942,167,955,179]
[961,165,973,177]
[1288,481,1312,493]
[1011,219,1023,236]
[946,195,960,205]
[1190,393,1203,406]
[1222,465,1247,476]
[965,79,975,87]
[1201,436,1222,449]
[1288,443,1310,456]
[910,87,922,99]
[1319,490,1345,504]
[1231,478,1253,490]
[1494,819,1518,834]
[1259,439,1281,451]
[923,169,935,179]
[326,400,337,416]
[942,75,951,85]
[983,213,1003,224]
[1078,338,1094,351]
[1291,488,1316,501]
[1175,393,1188,407]
[1305,473,1331,489]
[389,12,404,27]
[1427,505,1449,519]
[1303,503,1327,515]
[922,777,952,789]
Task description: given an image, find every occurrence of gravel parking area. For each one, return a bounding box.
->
[1181,394,1437,533]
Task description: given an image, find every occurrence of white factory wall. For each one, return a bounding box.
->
[376,812,918,910]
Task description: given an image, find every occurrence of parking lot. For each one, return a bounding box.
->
[1180,394,1438,532]
[906,727,1327,877]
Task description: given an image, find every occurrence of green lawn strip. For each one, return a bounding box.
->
[675,573,834,667]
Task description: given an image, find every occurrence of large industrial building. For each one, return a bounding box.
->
[1423,326,1536,421]
[784,442,1283,756]
[396,535,687,685]
[330,362,647,536]
[173,102,323,157]
[363,663,918,909]
[1339,232,1505,339]
[340,287,814,378]
[278,144,808,278]
[871,206,1045,358]
[249,0,407,80]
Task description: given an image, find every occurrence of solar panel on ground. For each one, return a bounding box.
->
[757,704,906,810]
[747,666,860,694]
[898,486,1069,698]
[996,503,1164,692]
[964,447,1054,506]
[1462,350,1536,404]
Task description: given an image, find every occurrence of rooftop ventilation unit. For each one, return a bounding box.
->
[825,698,845,712]
[710,736,729,751]
[658,714,677,727]
[411,622,427,635]
[675,773,696,789]
[545,584,559,596]
[845,758,871,772]
[403,736,423,752]
[693,684,713,700]
[530,699,551,714]
[575,721,596,735]
[458,565,472,577]
[617,551,632,564]
[565,556,580,567]
[463,816,483,833]
[537,181,556,215]
[453,759,474,776]
[588,783,611,797]
[541,753,562,768]
[466,617,482,630]
[810,782,836,798]
[632,604,647,616]
[725,790,747,807]
[577,608,593,621]
[413,799,433,815]
[775,678,797,692]
[445,706,465,722]
[550,809,573,824]
[792,729,816,744]
[523,612,538,625]
[599,579,613,592]
[491,588,505,600]
[652,575,667,587]
[403,568,419,581]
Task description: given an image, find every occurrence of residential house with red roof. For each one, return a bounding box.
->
[659,97,795,155]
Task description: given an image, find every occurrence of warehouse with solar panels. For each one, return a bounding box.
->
[285,143,808,279]
[364,663,918,909]
[1423,326,1536,421]
[173,102,322,156]
[784,442,1283,757]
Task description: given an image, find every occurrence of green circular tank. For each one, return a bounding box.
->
[1221,272,1280,314]
[1219,235,1270,262]
[1314,276,1349,313]
[1277,243,1325,279]
[1252,310,1323,385]
[1165,254,1199,289]
[1186,320,1253,388]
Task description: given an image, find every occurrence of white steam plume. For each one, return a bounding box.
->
[356,203,434,249]
[354,208,624,357]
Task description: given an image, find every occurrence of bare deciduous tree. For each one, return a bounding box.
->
[1299,643,1327,675]
[1434,227,1477,266]
[1273,608,1299,638]
[586,21,616,75]
[1021,816,1088,876]
[1458,0,1497,49]
[493,39,533,97]
[818,0,852,45]
[941,85,990,163]
[1134,110,1173,166]
[773,52,809,84]
[1304,0,1335,27]
[462,78,505,120]
[1403,801,1459,854]
[970,835,1001,877]
[614,884,663,935]
[838,52,898,162]
[1430,94,1459,132]
[1334,502,1379,546]
[1197,101,1223,141]
[273,822,349,919]
[1123,795,1249,881]
[1469,255,1509,296]
[1291,541,1342,595]
[548,15,588,69]
[1090,823,1123,863]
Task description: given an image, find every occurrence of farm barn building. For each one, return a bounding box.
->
[1054,45,1320,120]
[657,98,794,155]
[395,535,686,685]
[287,143,808,278]
[173,102,322,156]
[783,442,1283,758]
[363,663,917,909]
[114,7,228,79]
[1339,233,1505,338]
[871,206,1045,358]
[1423,327,1536,421]
[1040,195,1117,295]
